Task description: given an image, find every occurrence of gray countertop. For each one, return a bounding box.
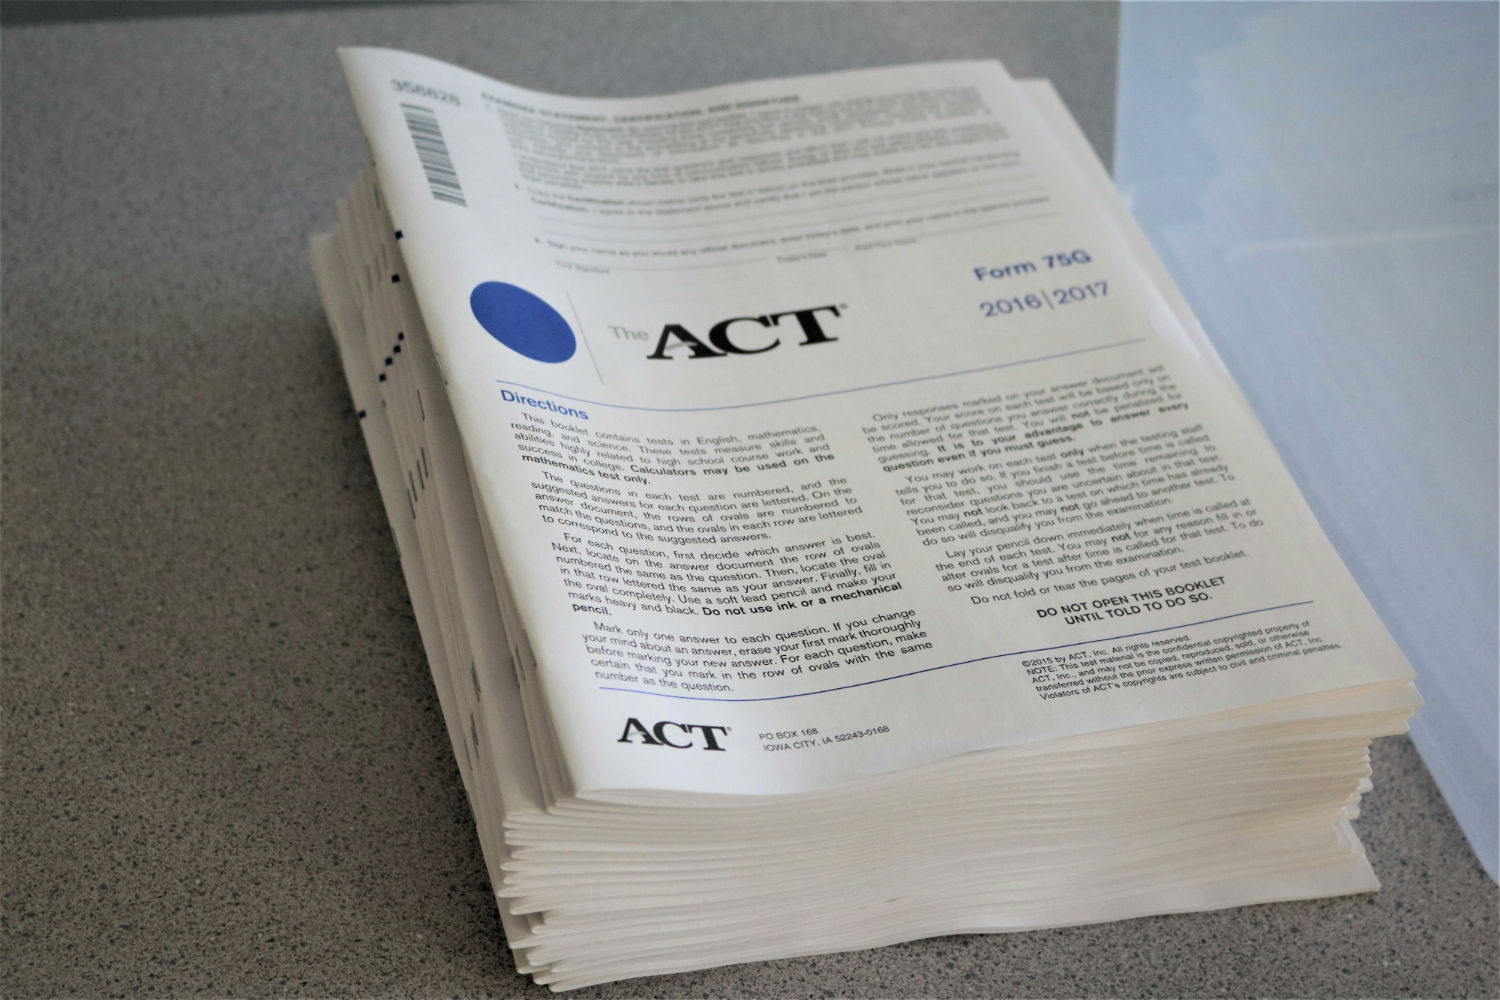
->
[3,3,1494,997]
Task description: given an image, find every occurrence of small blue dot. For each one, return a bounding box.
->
[469,283,576,364]
[394,230,403,240]
[391,274,400,283]
[357,409,367,419]
[378,373,386,382]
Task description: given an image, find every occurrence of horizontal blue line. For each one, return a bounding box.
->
[598,600,1315,703]
[497,338,1144,413]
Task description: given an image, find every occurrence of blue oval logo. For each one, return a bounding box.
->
[469,282,576,364]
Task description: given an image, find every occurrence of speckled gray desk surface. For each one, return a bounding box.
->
[2,3,1494,997]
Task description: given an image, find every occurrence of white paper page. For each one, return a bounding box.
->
[337,49,1414,796]
[1115,2,1491,879]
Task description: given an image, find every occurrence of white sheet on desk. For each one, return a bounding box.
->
[1115,0,1498,880]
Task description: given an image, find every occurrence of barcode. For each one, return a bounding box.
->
[401,103,466,206]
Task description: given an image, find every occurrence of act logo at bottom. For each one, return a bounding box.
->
[618,718,729,751]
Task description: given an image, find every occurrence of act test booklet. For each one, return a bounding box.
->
[330,47,1416,801]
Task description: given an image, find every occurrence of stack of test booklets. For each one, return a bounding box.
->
[310,49,1420,989]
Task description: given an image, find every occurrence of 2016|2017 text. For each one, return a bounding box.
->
[979,280,1108,317]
